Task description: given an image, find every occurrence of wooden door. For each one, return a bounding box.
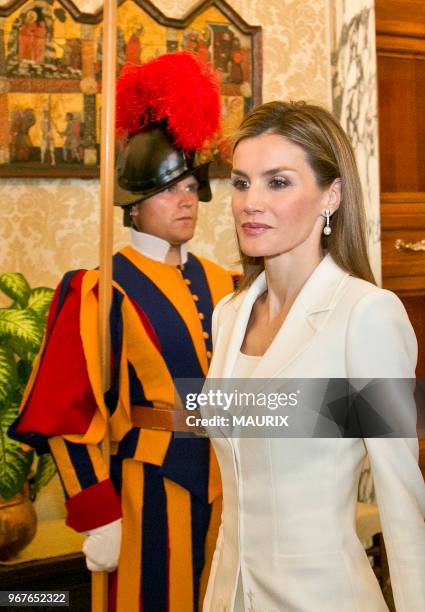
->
[375,0,425,472]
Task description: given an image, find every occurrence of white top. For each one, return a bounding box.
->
[129,228,188,264]
[231,351,261,379]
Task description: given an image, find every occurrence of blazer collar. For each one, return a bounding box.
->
[219,254,349,379]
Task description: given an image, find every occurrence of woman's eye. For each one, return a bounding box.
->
[186,183,198,192]
[231,177,249,191]
[269,177,289,189]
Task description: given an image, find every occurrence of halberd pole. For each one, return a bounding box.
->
[93,1,117,610]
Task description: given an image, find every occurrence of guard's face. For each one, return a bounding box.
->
[131,175,199,245]
[231,133,340,260]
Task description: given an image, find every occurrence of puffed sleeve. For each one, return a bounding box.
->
[347,288,425,611]
[10,270,123,531]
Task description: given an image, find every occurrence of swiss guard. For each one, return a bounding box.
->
[10,52,238,612]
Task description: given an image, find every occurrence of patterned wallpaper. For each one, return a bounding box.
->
[0,0,331,288]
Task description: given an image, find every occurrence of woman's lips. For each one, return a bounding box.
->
[241,222,272,235]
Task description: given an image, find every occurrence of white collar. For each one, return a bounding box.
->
[129,228,188,264]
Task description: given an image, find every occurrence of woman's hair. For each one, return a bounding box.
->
[232,100,376,291]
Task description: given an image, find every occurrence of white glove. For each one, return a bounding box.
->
[83,518,122,572]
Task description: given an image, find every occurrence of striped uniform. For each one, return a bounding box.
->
[12,246,237,612]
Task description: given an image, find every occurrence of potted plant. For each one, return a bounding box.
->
[0,272,56,560]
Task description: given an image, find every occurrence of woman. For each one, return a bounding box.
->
[203,101,425,612]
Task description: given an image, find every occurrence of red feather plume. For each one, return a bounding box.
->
[116,52,221,151]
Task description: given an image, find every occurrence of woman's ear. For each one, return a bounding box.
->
[328,178,342,212]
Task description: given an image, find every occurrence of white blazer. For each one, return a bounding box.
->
[203,254,425,612]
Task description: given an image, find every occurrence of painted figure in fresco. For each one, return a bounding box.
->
[197,28,211,64]
[11,52,238,612]
[10,108,36,161]
[40,109,56,165]
[5,5,55,77]
[213,29,233,74]
[18,9,46,64]
[182,30,199,54]
[229,37,243,83]
[124,24,144,65]
[58,112,81,163]
[18,10,38,62]
[62,39,82,71]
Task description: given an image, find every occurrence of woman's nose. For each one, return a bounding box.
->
[242,189,265,214]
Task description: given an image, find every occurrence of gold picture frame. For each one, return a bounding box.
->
[0,0,262,178]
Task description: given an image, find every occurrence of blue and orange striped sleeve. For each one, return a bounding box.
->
[48,437,121,531]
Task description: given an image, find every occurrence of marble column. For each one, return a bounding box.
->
[330,0,381,284]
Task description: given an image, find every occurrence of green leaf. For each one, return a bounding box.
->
[16,359,33,391]
[0,309,44,357]
[30,454,56,498]
[0,401,33,500]
[0,345,17,405]
[10,346,38,367]
[28,287,54,319]
[0,273,30,308]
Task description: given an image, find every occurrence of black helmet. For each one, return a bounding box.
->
[114,52,221,226]
[114,127,212,218]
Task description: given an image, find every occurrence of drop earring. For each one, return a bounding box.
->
[323,208,332,236]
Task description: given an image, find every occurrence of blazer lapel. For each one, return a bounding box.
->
[213,255,349,382]
[251,255,349,379]
[213,272,267,378]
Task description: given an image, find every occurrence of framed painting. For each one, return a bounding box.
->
[0,0,262,178]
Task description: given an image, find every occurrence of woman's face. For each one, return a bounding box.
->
[231,133,340,259]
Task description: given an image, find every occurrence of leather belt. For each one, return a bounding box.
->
[131,405,206,436]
